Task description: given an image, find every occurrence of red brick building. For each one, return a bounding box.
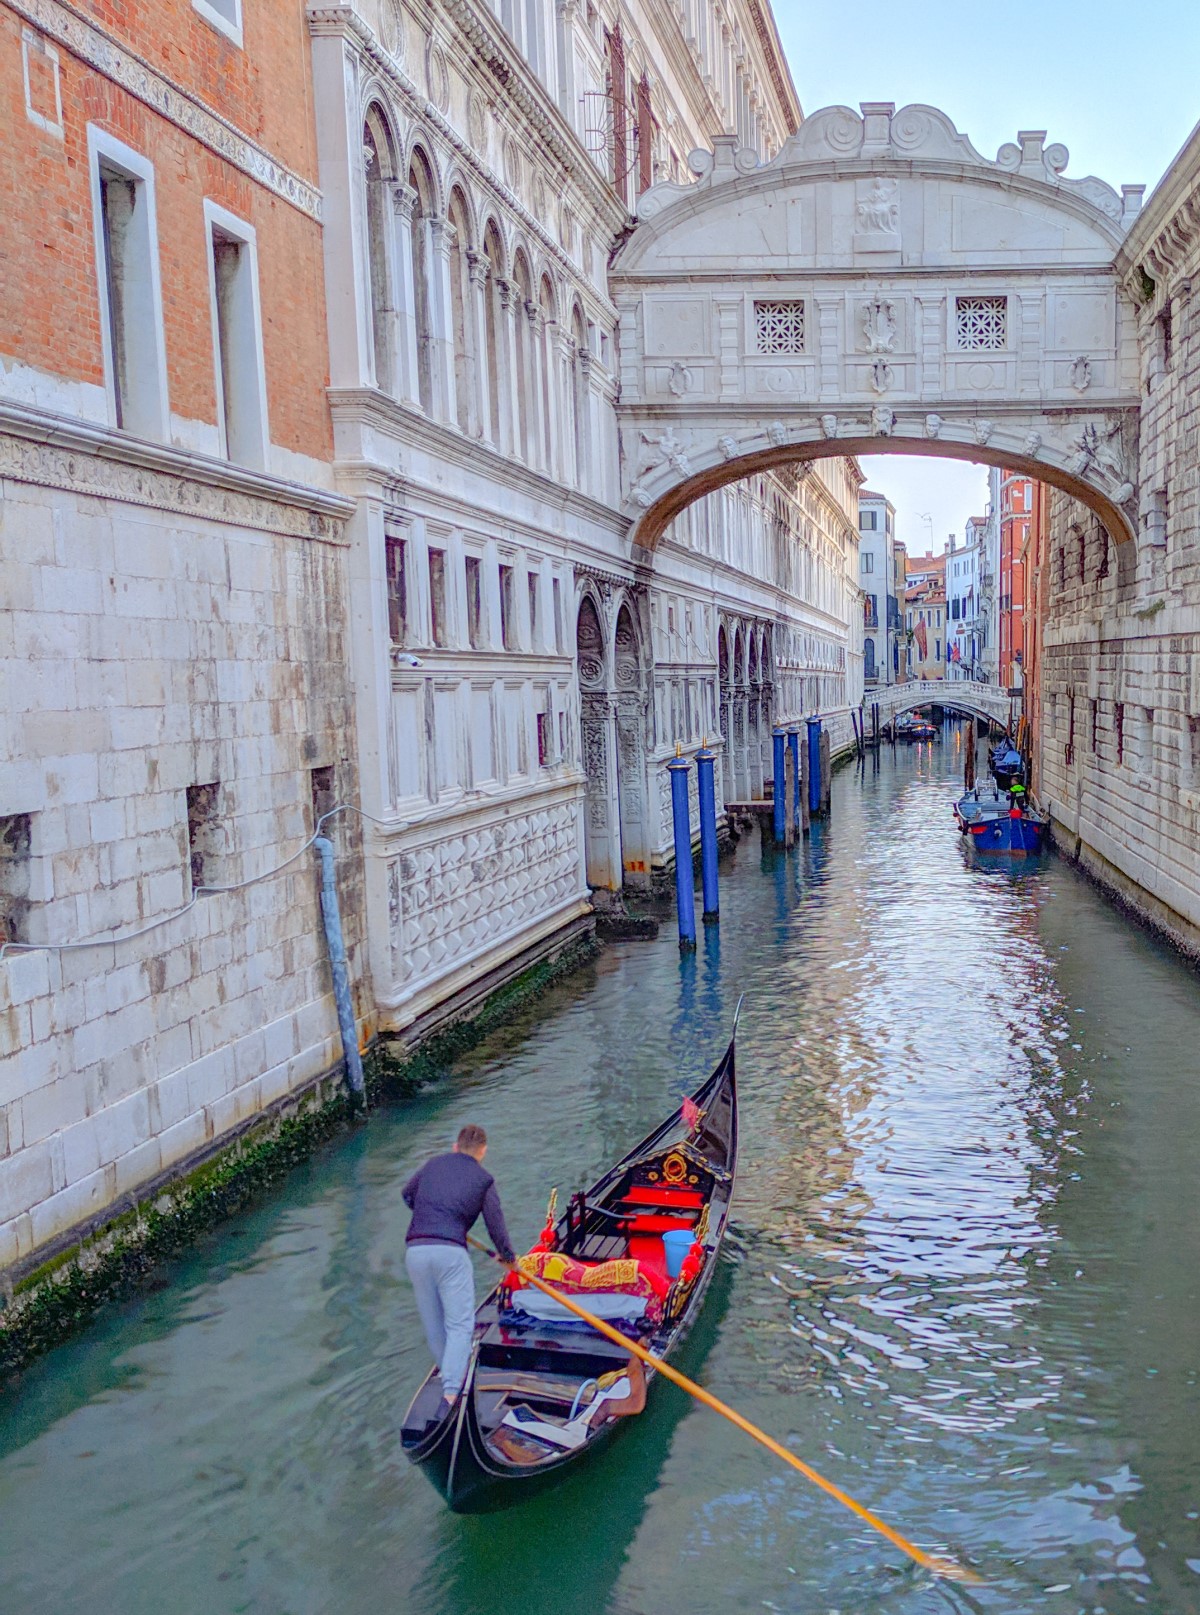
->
[999,475,1032,690]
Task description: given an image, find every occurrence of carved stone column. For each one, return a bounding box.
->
[527,300,548,473]
[733,686,749,801]
[466,248,490,440]
[391,184,421,404]
[497,278,522,459]
[748,687,764,798]
[575,346,593,492]
[427,215,456,424]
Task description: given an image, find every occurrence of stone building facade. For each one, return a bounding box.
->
[0,0,357,1276]
[1036,119,1200,958]
[309,0,863,1033]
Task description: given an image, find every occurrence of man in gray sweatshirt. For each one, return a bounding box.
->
[403,1124,516,1415]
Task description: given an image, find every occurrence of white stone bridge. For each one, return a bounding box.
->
[864,679,1013,730]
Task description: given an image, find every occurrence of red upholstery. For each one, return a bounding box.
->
[621,1213,695,1234]
[623,1187,704,1209]
[627,1234,670,1282]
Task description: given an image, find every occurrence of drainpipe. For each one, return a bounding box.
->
[314,835,365,1103]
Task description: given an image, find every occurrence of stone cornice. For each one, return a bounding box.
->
[742,0,801,132]
[326,388,630,536]
[0,401,352,541]
[1116,121,1200,295]
[13,0,323,220]
[309,2,627,300]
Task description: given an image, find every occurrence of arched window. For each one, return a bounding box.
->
[569,303,587,489]
[447,188,473,433]
[511,251,533,462]
[363,105,398,392]
[483,221,504,446]
[408,148,437,415]
[538,276,556,474]
[864,637,876,680]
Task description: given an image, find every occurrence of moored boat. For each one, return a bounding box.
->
[400,1021,739,1512]
[954,785,1047,853]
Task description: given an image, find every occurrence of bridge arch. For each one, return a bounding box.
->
[611,102,1145,552]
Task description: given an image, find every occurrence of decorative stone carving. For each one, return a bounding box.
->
[973,419,995,446]
[1071,355,1093,393]
[426,39,450,114]
[862,297,897,353]
[380,0,407,64]
[871,406,895,436]
[766,420,786,446]
[819,413,839,439]
[668,362,694,397]
[924,413,944,439]
[871,359,893,394]
[855,177,900,251]
[718,434,739,459]
[1024,430,1043,458]
[1070,419,1129,487]
[467,88,488,153]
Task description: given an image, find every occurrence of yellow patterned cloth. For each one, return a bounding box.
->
[516,1251,640,1290]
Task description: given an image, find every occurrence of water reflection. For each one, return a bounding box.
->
[2,729,1199,1614]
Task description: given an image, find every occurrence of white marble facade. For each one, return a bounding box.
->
[311,0,863,1028]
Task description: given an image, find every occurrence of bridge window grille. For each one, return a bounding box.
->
[754,300,805,354]
[955,295,1007,350]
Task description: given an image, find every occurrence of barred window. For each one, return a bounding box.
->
[956,295,1007,350]
[754,299,805,354]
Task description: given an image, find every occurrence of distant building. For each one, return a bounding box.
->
[999,475,1032,689]
[946,518,990,680]
[858,489,899,685]
[904,552,947,681]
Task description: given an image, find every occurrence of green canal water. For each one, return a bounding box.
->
[3,733,1200,1614]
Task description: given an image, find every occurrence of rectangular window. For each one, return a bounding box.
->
[186,782,222,894]
[465,555,483,648]
[386,533,408,644]
[499,564,515,650]
[956,295,1007,350]
[1091,698,1100,754]
[552,577,563,654]
[428,548,448,647]
[1115,701,1125,765]
[193,0,243,46]
[0,813,32,947]
[536,709,551,767]
[88,128,168,439]
[862,552,874,573]
[754,299,805,354]
[528,573,540,649]
[860,510,877,531]
[205,201,269,468]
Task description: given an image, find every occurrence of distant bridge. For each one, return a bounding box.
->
[863,679,1014,731]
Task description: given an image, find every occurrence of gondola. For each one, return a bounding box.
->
[400,1018,739,1512]
[954,782,1048,853]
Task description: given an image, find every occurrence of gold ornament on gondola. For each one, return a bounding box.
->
[662,1152,688,1184]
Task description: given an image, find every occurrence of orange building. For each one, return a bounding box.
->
[904,551,947,680]
[999,475,1032,689]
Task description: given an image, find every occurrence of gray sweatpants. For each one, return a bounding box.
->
[405,1243,476,1399]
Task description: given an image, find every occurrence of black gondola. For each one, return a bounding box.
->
[400,1019,740,1512]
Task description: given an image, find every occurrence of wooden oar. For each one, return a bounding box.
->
[468,1235,980,1585]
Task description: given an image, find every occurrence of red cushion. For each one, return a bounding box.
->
[623,1213,695,1234]
[622,1187,705,1208]
[627,1235,670,1279]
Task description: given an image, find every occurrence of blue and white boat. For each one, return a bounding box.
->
[954,785,1048,854]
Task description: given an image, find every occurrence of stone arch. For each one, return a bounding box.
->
[575,592,619,891]
[445,185,475,434]
[362,101,400,393]
[481,217,506,447]
[612,102,1144,551]
[612,600,651,888]
[511,249,535,463]
[406,145,439,415]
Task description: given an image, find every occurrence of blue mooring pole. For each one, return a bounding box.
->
[807,716,823,817]
[772,727,787,844]
[314,835,365,1102]
[667,755,697,951]
[696,745,719,922]
[787,727,801,836]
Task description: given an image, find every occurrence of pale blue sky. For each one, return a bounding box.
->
[773,0,1200,552]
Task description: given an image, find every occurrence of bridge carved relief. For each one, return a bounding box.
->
[611,102,1146,549]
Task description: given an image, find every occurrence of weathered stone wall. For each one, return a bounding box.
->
[0,452,361,1280]
[1038,126,1200,959]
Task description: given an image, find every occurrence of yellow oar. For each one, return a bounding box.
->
[469,1235,980,1586]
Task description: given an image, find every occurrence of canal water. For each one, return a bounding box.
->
[3,731,1200,1615]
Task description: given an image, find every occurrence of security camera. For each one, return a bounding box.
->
[395,652,424,668]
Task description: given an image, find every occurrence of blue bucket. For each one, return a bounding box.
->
[662,1229,694,1279]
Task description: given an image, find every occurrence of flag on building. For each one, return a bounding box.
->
[915,617,927,659]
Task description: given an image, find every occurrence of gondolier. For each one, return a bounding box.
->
[403,1125,516,1419]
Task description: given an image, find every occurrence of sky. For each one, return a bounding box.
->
[773,0,1200,553]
